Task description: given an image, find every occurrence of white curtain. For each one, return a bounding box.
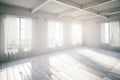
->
[4,16,32,53]
[72,23,82,44]
[56,22,63,47]
[101,23,109,44]
[4,17,20,53]
[101,21,120,49]
[48,21,56,48]
[109,22,120,47]
[48,21,63,48]
[20,18,32,51]
[0,15,33,61]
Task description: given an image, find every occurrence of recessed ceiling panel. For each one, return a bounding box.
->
[39,1,71,14]
[69,0,96,5]
[75,13,96,19]
[91,0,120,11]
[67,10,90,17]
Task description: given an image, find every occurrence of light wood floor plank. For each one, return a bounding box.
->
[0,63,7,80]
[0,48,120,80]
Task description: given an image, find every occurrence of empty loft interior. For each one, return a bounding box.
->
[0,0,120,80]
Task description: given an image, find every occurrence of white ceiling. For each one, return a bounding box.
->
[0,0,120,19]
[75,13,96,20]
[66,10,91,17]
[0,0,41,8]
[69,0,96,5]
[91,0,120,11]
[39,1,71,14]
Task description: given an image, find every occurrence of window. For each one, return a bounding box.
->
[48,21,63,48]
[4,16,32,53]
[109,22,119,47]
[101,23,109,43]
[101,21,120,47]
[72,23,82,44]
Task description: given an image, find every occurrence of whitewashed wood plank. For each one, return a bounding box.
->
[0,63,7,80]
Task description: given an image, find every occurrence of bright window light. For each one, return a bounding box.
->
[48,21,63,48]
[109,22,120,47]
[101,23,109,44]
[56,22,63,47]
[4,16,32,53]
[72,23,82,44]
[48,21,56,48]
[101,21,120,47]
[21,18,32,51]
[105,23,109,43]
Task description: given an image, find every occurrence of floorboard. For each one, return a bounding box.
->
[0,47,120,80]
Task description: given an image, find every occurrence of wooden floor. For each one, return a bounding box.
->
[0,47,120,80]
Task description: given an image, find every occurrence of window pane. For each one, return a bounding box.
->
[21,18,32,51]
[56,22,63,47]
[101,23,109,43]
[109,22,119,47]
[101,22,120,47]
[4,17,20,53]
[4,16,32,53]
[48,21,56,48]
[72,23,82,44]
[48,21,63,48]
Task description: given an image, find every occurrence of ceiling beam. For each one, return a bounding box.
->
[99,7,120,15]
[53,0,107,18]
[31,0,51,13]
[58,0,117,17]
[74,7,120,20]
[103,11,120,15]
[74,10,120,20]
[83,0,117,9]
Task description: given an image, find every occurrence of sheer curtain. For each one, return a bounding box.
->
[72,23,82,44]
[48,21,56,48]
[101,23,109,44]
[56,22,63,47]
[4,17,20,53]
[101,21,120,50]
[0,15,33,61]
[20,18,32,51]
[109,22,120,47]
[48,21,63,48]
